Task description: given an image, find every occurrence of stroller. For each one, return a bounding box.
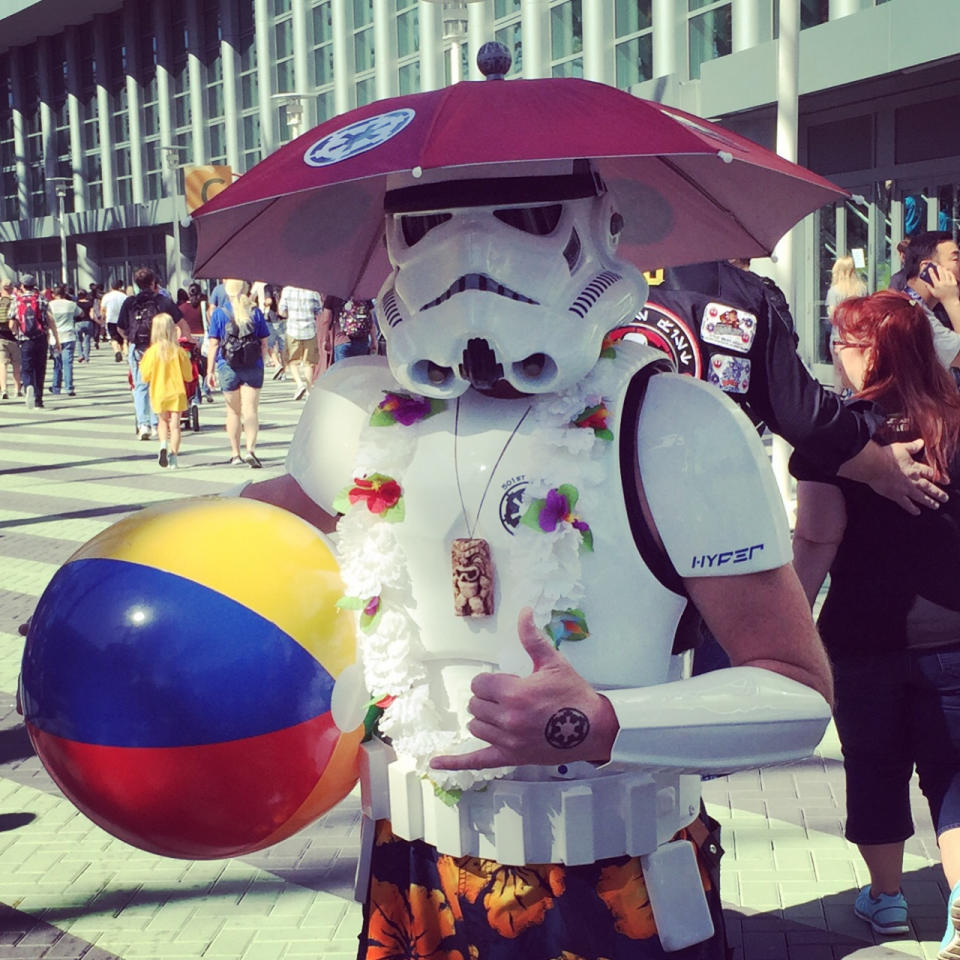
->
[128,337,204,433]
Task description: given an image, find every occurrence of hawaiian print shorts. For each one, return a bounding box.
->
[357,819,727,960]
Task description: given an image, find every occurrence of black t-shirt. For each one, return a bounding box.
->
[791,429,960,658]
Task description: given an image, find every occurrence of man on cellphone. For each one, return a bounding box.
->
[900,230,960,370]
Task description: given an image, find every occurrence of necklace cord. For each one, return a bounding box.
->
[454,398,532,538]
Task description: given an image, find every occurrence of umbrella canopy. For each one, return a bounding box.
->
[193,78,846,298]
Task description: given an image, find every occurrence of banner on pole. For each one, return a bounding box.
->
[185,165,233,213]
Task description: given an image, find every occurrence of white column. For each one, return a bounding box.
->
[732,0,764,53]
[221,0,242,169]
[467,0,494,80]
[186,3,206,163]
[652,0,680,79]
[125,2,144,205]
[521,0,550,78]
[419,1,444,91]
[333,0,357,111]
[255,0,276,154]
[93,15,116,208]
[772,0,799,511]
[9,50,29,221]
[37,38,57,216]
[828,0,862,19]
[64,27,85,213]
[154,3,174,156]
[375,0,398,100]
[583,0,613,85]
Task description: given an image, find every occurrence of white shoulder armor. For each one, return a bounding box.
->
[286,356,398,513]
[637,373,791,578]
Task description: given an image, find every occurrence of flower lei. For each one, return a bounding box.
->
[333,355,631,792]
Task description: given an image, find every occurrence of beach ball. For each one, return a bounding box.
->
[19,496,363,859]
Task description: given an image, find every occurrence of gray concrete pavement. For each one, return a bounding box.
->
[0,346,950,958]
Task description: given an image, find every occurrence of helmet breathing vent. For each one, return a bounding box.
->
[568,271,622,319]
[562,229,582,272]
[380,289,403,328]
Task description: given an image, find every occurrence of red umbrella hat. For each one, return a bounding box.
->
[192,74,845,297]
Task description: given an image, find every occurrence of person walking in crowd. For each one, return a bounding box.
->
[253,282,286,380]
[792,291,960,948]
[47,285,80,396]
[139,313,195,469]
[74,284,97,364]
[318,295,376,364]
[14,274,57,409]
[117,268,182,440]
[178,282,214,403]
[100,278,128,362]
[826,256,868,319]
[205,278,269,467]
[889,238,911,292]
[277,284,322,400]
[0,279,22,400]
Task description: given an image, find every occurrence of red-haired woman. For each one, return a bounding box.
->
[793,290,960,948]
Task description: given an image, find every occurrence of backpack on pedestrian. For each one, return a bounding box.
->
[131,297,160,351]
[14,291,44,339]
[221,318,261,369]
[339,299,374,340]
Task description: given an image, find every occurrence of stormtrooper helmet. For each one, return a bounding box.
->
[377,160,648,398]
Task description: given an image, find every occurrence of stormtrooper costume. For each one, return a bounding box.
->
[286,162,831,956]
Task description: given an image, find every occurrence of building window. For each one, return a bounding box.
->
[239,0,262,170]
[494,0,522,77]
[201,0,226,165]
[19,44,45,218]
[0,61,15,221]
[687,0,731,80]
[614,0,652,90]
[169,1,193,167]
[312,0,336,124]
[353,0,375,108]
[550,0,582,77]
[49,36,73,213]
[106,10,133,207]
[274,10,295,96]
[396,0,418,93]
[139,10,162,202]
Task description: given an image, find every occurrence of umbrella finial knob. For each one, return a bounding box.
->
[477,41,511,80]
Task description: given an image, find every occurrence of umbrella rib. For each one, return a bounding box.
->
[193,197,281,276]
[655,156,770,253]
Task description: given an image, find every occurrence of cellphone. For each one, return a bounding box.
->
[920,262,940,285]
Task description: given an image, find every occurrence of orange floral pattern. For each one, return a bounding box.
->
[367,878,468,960]
[595,857,657,940]
[436,855,565,939]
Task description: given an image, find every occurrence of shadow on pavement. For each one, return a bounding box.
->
[0,724,34,764]
[0,503,145,531]
[0,812,36,831]
[725,863,947,958]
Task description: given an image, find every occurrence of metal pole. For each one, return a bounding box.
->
[772,0,800,517]
[57,188,67,285]
[162,148,183,292]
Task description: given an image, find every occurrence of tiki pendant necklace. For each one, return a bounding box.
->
[452,398,532,618]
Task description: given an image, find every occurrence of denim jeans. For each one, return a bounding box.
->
[334,339,369,362]
[128,347,157,428]
[50,341,75,393]
[75,321,96,361]
[833,645,960,844]
[19,336,47,403]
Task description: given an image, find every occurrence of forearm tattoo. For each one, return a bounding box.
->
[544,707,590,749]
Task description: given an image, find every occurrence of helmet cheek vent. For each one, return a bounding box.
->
[562,229,582,273]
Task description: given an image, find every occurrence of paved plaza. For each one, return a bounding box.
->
[0,347,952,959]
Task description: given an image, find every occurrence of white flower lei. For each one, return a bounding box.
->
[333,346,635,792]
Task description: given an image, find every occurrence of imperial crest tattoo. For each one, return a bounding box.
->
[544,707,590,749]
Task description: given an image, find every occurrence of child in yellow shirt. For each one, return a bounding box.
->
[139,313,194,468]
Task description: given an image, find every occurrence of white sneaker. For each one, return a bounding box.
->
[138,425,151,440]
[24,385,34,409]
[168,453,178,470]
[150,427,159,440]
[293,385,307,400]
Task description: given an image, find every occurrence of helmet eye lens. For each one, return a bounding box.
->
[401,212,453,246]
[493,204,562,235]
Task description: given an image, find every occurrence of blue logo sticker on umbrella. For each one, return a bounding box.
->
[304,108,416,167]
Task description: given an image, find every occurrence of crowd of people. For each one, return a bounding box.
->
[0,269,381,471]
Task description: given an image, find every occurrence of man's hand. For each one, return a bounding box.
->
[930,263,960,306]
[430,608,619,771]
[837,439,947,515]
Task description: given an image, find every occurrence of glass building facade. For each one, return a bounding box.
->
[0,0,957,382]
